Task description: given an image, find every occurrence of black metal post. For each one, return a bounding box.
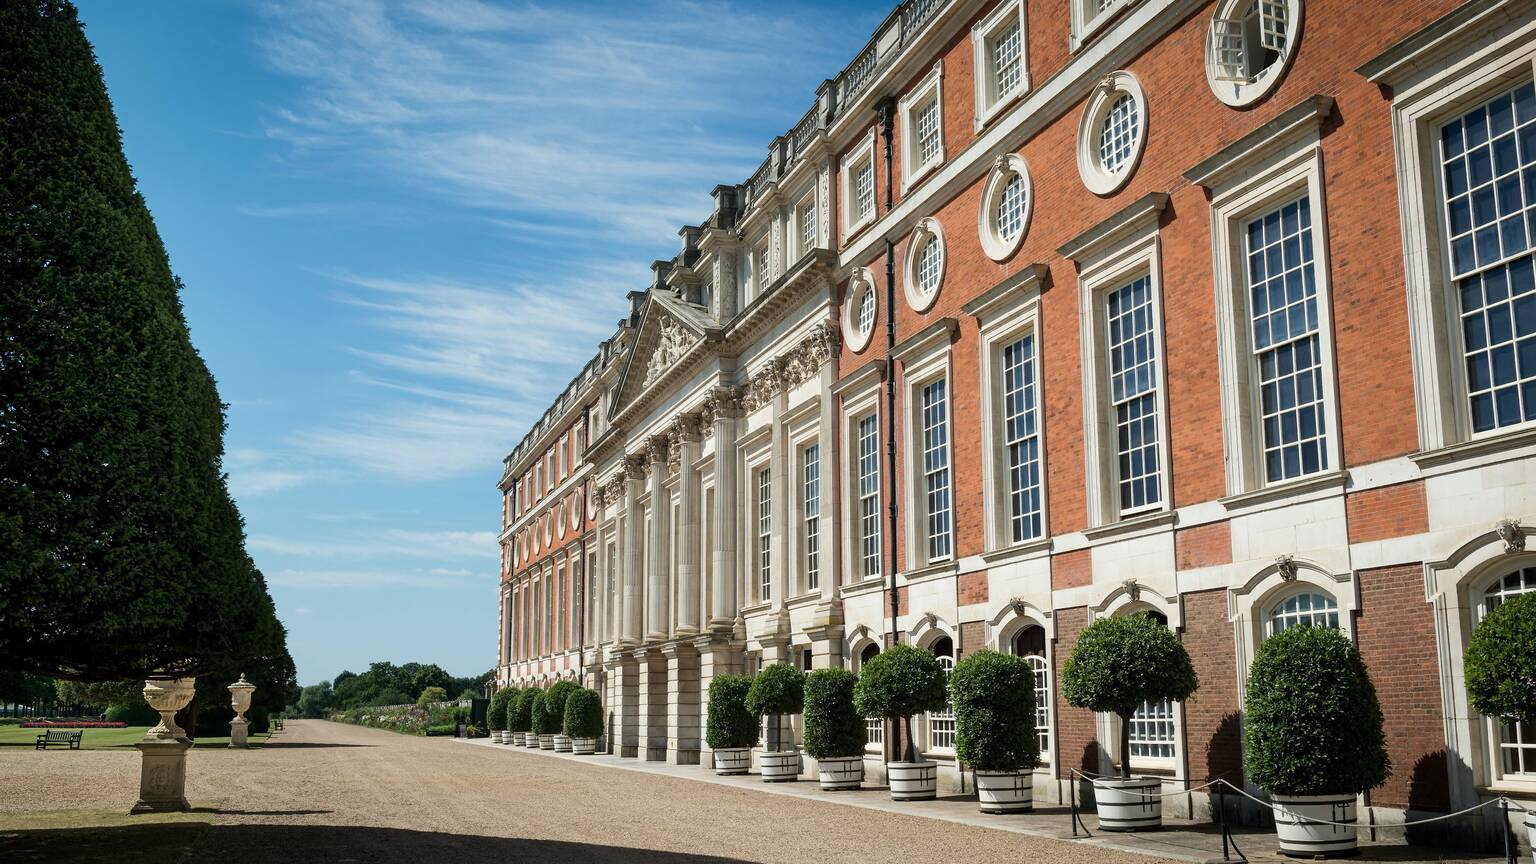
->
[1502,799,1513,864]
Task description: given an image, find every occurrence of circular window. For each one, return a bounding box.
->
[978,153,1033,261]
[1077,71,1147,196]
[569,492,581,530]
[1205,0,1301,108]
[902,217,946,313]
[841,267,878,353]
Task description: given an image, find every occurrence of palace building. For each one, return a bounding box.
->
[496,0,1536,838]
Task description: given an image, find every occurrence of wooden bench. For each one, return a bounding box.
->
[272,718,284,731]
[34,729,83,750]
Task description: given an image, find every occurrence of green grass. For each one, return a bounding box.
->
[0,725,273,750]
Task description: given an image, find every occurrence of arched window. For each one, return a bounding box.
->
[1480,566,1536,777]
[1127,610,1176,764]
[926,636,955,752]
[1011,625,1050,763]
[859,642,883,746]
[1267,590,1340,634]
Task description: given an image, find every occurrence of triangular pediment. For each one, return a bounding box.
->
[610,292,712,417]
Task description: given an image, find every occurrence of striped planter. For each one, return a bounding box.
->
[1093,777,1162,831]
[888,761,938,801]
[571,737,597,755]
[553,734,573,753]
[1272,794,1357,858]
[759,751,801,783]
[816,755,864,791]
[713,747,750,775]
[975,770,1033,814]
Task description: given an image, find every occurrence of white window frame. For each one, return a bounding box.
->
[1205,0,1302,108]
[1071,0,1136,53]
[1077,70,1147,197]
[902,217,947,313]
[801,441,822,593]
[842,266,879,354]
[1194,116,1344,499]
[753,235,772,298]
[796,188,819,258]
[1265,588,1341,635]
[968,265,1050,551]
[978,153,1034,262]
[841,128,879,243]
[897,322,956,571]
[1368,25,1536,455]
[755,463,772,603]
[1066,195,1172,528]
[900,61,946,193]
[837,364,885,586]
[971,0,1029,131]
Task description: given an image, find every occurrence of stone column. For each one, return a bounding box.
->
[694,632,745,770]
[637,647,667,761]
[809,322,845,669]
[707,387,742,632]
[611,649,639,757]
[673,415,702,636]
[621,457,644,647]
[645,436,669,643]
[663,640,701,765]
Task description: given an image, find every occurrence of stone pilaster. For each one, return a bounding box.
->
[707,387,742,631]
[663,640,701,765]
[645,436,669,643]
[621,457,645,647]
[610,649,639,757]
[672,415,702,636]
[637,647,668,761]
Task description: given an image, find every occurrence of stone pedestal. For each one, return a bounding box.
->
[229,716,249,748]
[663,641,700,765]
[132,737,192,814]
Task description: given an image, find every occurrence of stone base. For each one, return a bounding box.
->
[229,717,249,748]
[131,737,191,814]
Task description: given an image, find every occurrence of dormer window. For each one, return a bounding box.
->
[972,2,1028,130]
[1206,0,1301,107]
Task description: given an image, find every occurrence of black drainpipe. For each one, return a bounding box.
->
[576,405,591,687]
[875,96,908,764]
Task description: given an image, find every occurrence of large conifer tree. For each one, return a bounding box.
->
[0,0,284,681]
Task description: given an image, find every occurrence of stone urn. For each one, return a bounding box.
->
[142,677,197,741]
[227,674,256,748]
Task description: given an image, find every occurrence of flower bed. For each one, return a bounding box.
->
[331,702,465,736]
[20,721,127,728]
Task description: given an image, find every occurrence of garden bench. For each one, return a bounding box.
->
[34,729,83,750]
[272,718,284,731]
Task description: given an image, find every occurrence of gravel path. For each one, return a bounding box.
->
[0,720,1173,863]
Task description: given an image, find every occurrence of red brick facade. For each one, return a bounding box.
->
[1346,481,1430,546]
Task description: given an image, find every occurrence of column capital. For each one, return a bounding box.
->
[700,386,743,432]
[624,454,647,481]
[645,435,669,466]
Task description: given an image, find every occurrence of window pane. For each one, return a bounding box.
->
[996,172,1027,242]
[756,467,772,601]
[1099,92,1140,175]
[1003,334,1044,542]
[1482,567,1536,777]
[1107,276,1162,511]
[857,414,881,579]
[921,379,953,561]
[991,20,1022,100]
[803,444,820,591]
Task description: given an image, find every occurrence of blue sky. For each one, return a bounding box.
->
[75,0,891,685]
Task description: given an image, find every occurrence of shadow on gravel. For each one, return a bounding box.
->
[254,741,375,748]
[0,823,757,863]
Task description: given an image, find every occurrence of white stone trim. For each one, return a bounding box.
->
[841,267,878,354]
[971,0,1030,131]
[1226,556,1355,709]
[1205,0,1303,108]
[902,217,947,313]
[977,153,1034,262]
[841,128,879,244]
[1077,70,1147,196]
[900,61,946,194]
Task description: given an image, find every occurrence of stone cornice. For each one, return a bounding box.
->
[1056,191,1170,263]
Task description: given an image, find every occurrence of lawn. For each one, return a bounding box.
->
[0,726,273,750]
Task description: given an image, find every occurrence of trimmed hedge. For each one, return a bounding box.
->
[487,687,516,732]
[425,724,456,737]
[1244,624,1390,796]
[803,668,863,760]
[530,691,558,737]
[563,688,603,739]
[706,674,758,750]
[852,644,948,721]
[545,680,580,723]
[951,649,1038,773]
[1465,591,1536,725]
[1061,612,1197,777]
[508,689,535,734]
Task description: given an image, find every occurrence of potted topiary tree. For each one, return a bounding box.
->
[747,663,807,782]
[706,674,757,775]
[803,668,865,791]
[853,644,950,801]
[1465,591,1536,857]
[545,680,581,753]
[508,688,534,747]
[487,687,515,744]
[952,649,1040,813]
[531,691,559,750]
[1061,612,1198,830]
[1245,624,1389,857]
[563,688,603,755]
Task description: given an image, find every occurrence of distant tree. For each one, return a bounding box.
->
[369,688,411,707]
[0,0,285,683]
[410,665,453,699]
[54,679,141,710]
[416,686,448,707]
[296,682,335,718]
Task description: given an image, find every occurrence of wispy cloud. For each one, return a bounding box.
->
[267,568,482,588]
[250,528,498,562]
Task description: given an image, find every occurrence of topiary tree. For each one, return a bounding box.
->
[747,663,806,752]
[508,688,535,735]
[529,691,555,737]
[563,688,603,740]
[952,649,1039,773]
[487,687,515,733]
[853,644,949,762]
[1061,613,1197,778]
[803,668,864,761]
[415,686,448,708]
[706,674,758,750]
[1244,624,1389,796]
[1465,592,1536,730]
[545,680,580,728]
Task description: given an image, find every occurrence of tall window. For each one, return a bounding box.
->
[1440,81,1536,433]
[556,563,566,651]
[1484,567,1536,776]
[1268,591,1339,634]
[856,414,881,579]
[1003,334,1043,543]
[1247,196,1328,482]
[802,444,821,591]
[855,159,876,224]
[916,97,941,167]
[861,644,884,746]
[1013,626,1050,761]
[1107,276,1162,512]
[920,379,953,561]
[605,542,618,637]
[755,240,771,293]
[799,195,817,255]
[1128,610,1174,762]
[991,20,1022,98]
[756,466,772,602]
[927,637,956,751]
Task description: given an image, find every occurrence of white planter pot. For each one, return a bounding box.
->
[759,751,801,783]
[1272,794,1357,858]
[554,734,573,753]
[571,737,597,755]
[490,731,503,744]
[525,733,541,749]
[816,755,864,791]
[888,761,938,802]
[538,734,554,750]
[713,747,751,776]
[510,732,525,746]
[975,770,1034,814]
[1094,777,1162,831]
